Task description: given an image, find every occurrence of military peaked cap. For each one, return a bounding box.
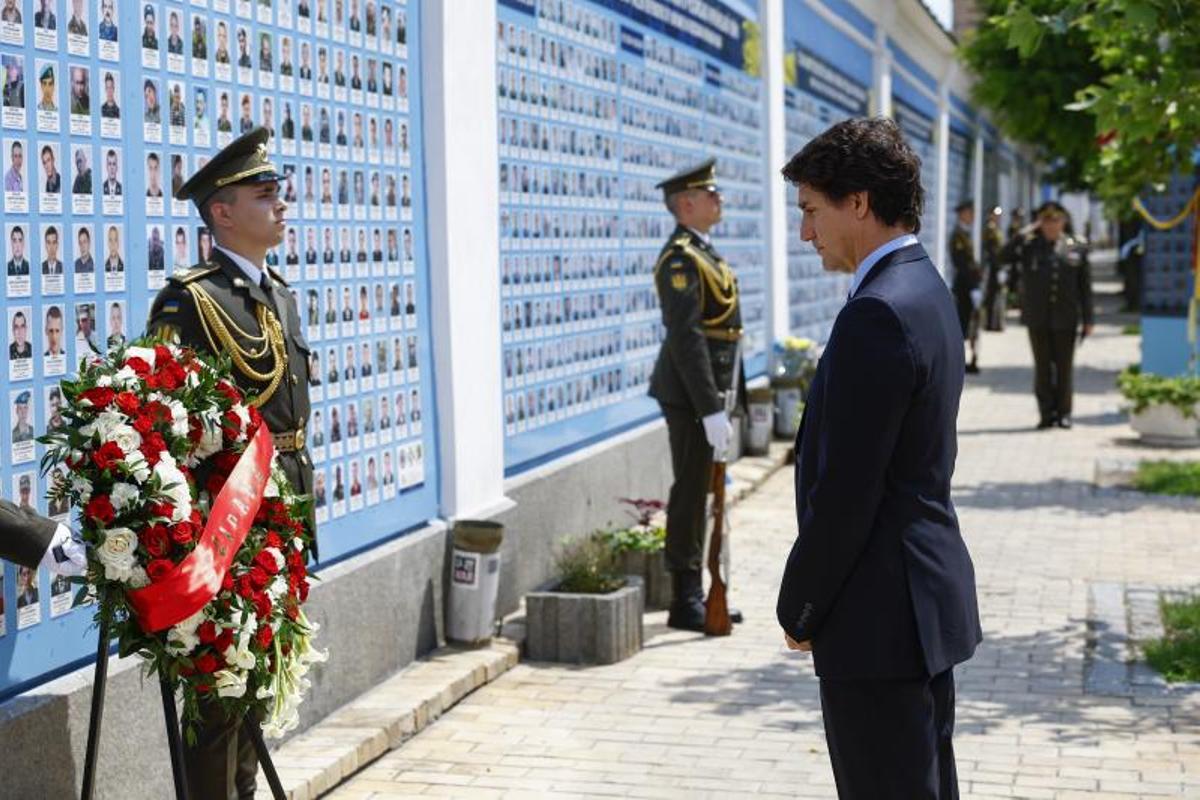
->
[655,158,718,198]
[1034,200,1068,219]
[954,199,973,214]
[175,126,284,206]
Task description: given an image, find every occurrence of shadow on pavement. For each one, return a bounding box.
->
[953,478,1199,516]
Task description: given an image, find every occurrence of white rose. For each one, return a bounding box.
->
[126,566,150,589]
[96,527,139,582]
[214,669,248,699]
[95,375,114,389]
[167,399,190,438]
[71,475,94,504]
[113,366,140,390]
[110,483,140,513]
[263,475,280,498]
[124,346,157,368]
[110,425,143,460]
[122,450,152,484]
[233,406,252,440]
[193,421,224,462]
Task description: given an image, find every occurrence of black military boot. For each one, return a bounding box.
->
[667,570,705,632]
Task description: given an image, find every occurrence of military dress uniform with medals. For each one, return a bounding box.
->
[146,127,314,800]
[648,159,745,630]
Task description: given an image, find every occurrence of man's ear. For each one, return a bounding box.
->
[852,190,871,221]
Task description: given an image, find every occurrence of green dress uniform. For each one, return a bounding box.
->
[146,126,313,800]
[949,223,981,343]
[648,159,745,629]
[1007,212,1094,427]
[982,215,1006,331]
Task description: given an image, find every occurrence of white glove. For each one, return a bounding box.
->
[969,288,983,309]
[702,411,733,456]
[40,524,87,577]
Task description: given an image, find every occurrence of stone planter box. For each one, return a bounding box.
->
[615,549,671,610]
[1130,402,1200,447]
[526,577,643,665]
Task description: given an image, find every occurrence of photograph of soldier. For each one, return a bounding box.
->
[40,224,62,274]
[72,224,93,272]
[9,307,32,360]
[71,144,91,201]
[1007,200,1095,429]
[35,62,55,114]
[99,70,119,119]
[166,9,182,55]
[191,14,207,61]
[65,0,84,36]
[43,303,65,369]
[949,200,982,373]
[39,141,60,195]
[103,223,123,273]
[97,0,115,43]
[6,223,28,274]
[106,299,124,348]
[11,389,35,443]
[141,3,157,51]
[146,128,313,799]
[147,223,164,277]
[4,138,23,194]
[69,64,88,116]
[34,0,54,30]
[74,300,95,350]
[45,384,64,430]
[16,563,38,608]
[1,54,22,115]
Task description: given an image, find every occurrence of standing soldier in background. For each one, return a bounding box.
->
[1005,206,1026,306]
[983,206,1007,331]
[1007,200,1094,429]
[649,158,745,633]
[147,126,314,800]
[949,201,983,373]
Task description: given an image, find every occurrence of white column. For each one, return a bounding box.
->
[421,0,513,520]
[873,32,893,118]
[763,0,790,345]
[934,78,951,273]
[972,131,985,259]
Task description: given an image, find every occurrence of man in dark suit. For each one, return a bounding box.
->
[0,497,85,575]
[648,158,745,632]
[776,118,981,799]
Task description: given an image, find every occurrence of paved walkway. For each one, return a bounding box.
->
[331,260,1200,799]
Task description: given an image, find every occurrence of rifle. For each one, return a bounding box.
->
[705,342,740,637]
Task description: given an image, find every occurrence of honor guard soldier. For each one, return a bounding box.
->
[1006,200,1094,429]
[648,158,745,632]
[949,200,983,373]
[147,126,313,800]
[982,206,1007,331]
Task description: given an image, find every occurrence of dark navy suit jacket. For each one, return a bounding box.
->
[777,243,982,680]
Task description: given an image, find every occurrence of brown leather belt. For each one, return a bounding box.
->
[272,426,306,452]
[703,327,743,342]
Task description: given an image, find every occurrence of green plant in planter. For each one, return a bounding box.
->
[1117,365,1200,418]
[599,498,666,553]
[555,535,625,594]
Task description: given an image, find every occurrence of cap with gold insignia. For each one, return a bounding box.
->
[174,126,285,207]
[1034,200,1068,219]
[655,157,718,199]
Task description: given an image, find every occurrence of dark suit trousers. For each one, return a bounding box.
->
[184,701,259,800]
[660,404,712,573]
[1027,328,1076,420]
[819,669,958,800]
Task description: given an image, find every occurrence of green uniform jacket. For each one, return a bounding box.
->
[949,226,981,296]
[147,249,317,548]
[648,225,745,417]
[1009,232,1094,331]
[0,498,57,569]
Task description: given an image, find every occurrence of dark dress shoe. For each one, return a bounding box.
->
[1057,416,1072,429]
[1036,418,1055,430]
[667,601,706,632]
[965,362,981,374]
[730,608,744,624]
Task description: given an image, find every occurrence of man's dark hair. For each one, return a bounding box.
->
[198,185,237,231]
[781,117,924,233]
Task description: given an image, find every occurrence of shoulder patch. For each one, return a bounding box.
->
[670,273,688,291]
[168,264,221,285]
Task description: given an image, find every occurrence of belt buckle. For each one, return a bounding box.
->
[293,427,305,450]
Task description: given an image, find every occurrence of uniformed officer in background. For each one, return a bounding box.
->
[982,205,1007,331]
[1006,200,1094,429]
[147,126,313,800]
[1005,206,1027,305]
[648,158,745,633]
[949,200,983,373]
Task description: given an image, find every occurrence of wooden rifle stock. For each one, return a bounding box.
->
[704,460,732,636]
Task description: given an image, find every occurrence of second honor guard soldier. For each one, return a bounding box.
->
[147,127,313,800]
[949,201,983,373]
[648,158,745,632]
[1009,200,1094,429]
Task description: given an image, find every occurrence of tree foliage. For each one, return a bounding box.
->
[961,0,1200,211]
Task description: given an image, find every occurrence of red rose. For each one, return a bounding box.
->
[124,356,152,376]
[264,532,283,550]
[132,414,154,435]
[114,391,141,416]
[247,407,264,434]
[215,629,235,653]
[236,575,255,599]
[91,441,126,471]
[193,653,219,674]
[249,566,270,590]
[252,593,273,619]
[297,579,310,602]
[212,450,240,475]
[153,344,174,366]
[188,418,204,443]
[151,502,176,521]
[194,683,212,694]
[144,373,162,390]
[205,474,226,495]
[141,433,168,467]
[254,550,280,575]
[80,387,116,409]
[255,625,274,650]
[197,621,218,644]
[169,521,196,545]
[158,362,186,390]
[85,496,115,524]
[215,381,243,403]
[146,559,175,583]
[221,571,235,592]
[139,525,171,558]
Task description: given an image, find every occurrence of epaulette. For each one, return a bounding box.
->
[168,263,221,285]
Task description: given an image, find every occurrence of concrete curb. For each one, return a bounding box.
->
[253,640,519,800]
[255,439,792,799]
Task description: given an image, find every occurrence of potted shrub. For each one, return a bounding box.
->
[525,535,643,665]
[770,337,818,438]
[1118,366,1200,445]
[599,498,671,611]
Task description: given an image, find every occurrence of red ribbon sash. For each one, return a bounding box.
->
[127,425,275,633]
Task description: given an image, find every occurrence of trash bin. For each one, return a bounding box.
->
[772,378,804,439]
[447,520,504,645]
[745,387,773,455]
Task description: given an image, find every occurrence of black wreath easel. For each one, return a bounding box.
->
[79,604,287,800]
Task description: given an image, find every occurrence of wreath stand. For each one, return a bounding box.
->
[79,614,287,800]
